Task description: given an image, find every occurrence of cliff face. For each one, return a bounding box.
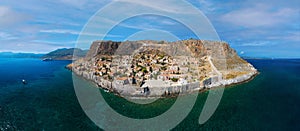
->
[86,40,144,58]
[183,40,251,71]
[86,41,121,58]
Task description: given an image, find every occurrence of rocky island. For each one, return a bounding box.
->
[68,40,258,98]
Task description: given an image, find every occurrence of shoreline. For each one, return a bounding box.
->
[69,65,259,99]
[224,71,259,88]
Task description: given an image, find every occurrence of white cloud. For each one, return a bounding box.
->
[141,15,178,26]
[115,0,197,14]
[0,32,18,40]
[58,0,111,10]
[198,0,215,13]
[118,20,177,30]
[59,0,86,8]
[239,41,273,47]
[266,31,300,42]
[161,20,177,25]
[0,6,30,27]
[118,23,154,30]
[284,32,300,42]
[40,29,122,38]
[40,29,80,35]
[89,15,178,31]
[31,40,76,45]
[34,19,82,27]
[221,4,299,27]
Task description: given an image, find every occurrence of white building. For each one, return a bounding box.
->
[177,78,188,85]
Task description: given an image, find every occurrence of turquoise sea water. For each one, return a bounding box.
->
[0,58,299,130]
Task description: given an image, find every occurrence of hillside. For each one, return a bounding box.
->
[70,40,258,97]
[84,40,255,79]
[42,48,88,60]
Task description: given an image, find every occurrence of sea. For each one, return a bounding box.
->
[0,58,299,130]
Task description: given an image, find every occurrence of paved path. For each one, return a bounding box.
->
[208,56,222,80]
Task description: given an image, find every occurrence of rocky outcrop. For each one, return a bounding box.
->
[86,41,121,58]
[71,40,258,98]
[86,40,145,58]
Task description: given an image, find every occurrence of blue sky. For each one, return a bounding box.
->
[0,0,299,58]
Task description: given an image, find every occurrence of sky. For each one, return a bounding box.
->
[0,0,299,58]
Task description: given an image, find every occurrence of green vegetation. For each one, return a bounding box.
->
[160,66,167,71]
[171,78,179,82]
[101,57,107,61]
[142,67,148,73]
[158,41,165,44]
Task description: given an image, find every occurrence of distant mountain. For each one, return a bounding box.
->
[42,48,88,60]
[241,56,273,60]
[0,52,44,58]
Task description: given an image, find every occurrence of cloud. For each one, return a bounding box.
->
[161,20,177,25]
[31,40,77,45]
[59,0,86,8]
[118,23,155,30]
[58,0,111,10]
[115,0,197,14]
[0,6,30,27]
[40,29,122,38]
[266,31,300,42]
[0,41,63,53]
[34,19,82,27]
[90,15,179,31]
[0,0,298,57]
[0,32,18,40]
[118,20,177,30]
[198,0,215,13]
[221,4,299,27]
[140,15,178,26]
[284,32,300,42]
[239,41,274,47]
[40,29,81,35]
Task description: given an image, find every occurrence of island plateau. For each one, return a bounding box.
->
[68,40,258,97]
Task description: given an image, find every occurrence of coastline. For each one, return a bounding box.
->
[196,71,259,95]
[68,65,259,99]
[224,71,259,88]
[67,40,260,99]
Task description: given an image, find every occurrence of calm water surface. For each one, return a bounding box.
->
[0,58,299,130]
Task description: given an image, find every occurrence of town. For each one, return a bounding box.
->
[91,48,203,89]
[70,40,258,97]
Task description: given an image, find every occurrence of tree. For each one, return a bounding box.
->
[171,78,179,82]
